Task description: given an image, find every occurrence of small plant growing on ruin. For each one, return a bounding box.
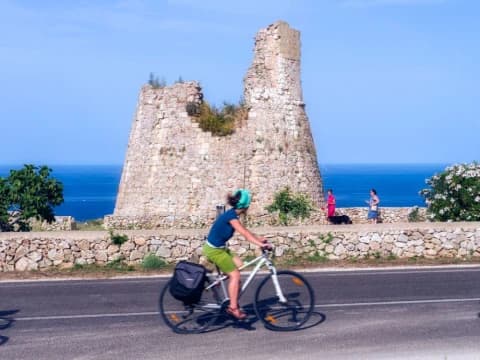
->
[420,162,480,221]
[266,187,314,225]
[109,230,128,245]
[198,102,234,136]
[186,100,247,137]
[142,253,167,270]
[148,72,166,89]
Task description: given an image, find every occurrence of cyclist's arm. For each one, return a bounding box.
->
[230,219,266,247]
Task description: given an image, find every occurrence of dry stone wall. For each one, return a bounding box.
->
[1,222,479,272]
[30,216,77,231]
[104,207,427,229]
[111,21,323,229]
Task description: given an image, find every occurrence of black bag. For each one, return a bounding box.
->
[169,261,207,304]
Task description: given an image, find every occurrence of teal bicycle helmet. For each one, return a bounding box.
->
[235,189,251,209]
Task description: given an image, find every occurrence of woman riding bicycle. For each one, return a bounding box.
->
[202,189,270,320]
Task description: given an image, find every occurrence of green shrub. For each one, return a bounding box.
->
[0,165,64,232]
[142,253,167,270]
[407,206,422,222]
[198,102,234,136]
[266,187,314,225]
[420,162,480,221]
[186,100,247,137]
[109,230,128,245]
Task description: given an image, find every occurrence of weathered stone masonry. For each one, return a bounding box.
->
[104,206,427,230]
[109,21,323,229]
[1,222,479,272]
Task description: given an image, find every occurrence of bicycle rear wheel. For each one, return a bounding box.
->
[253,270,315,331]
[159,279,223,334]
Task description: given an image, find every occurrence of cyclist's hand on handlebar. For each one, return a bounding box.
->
[261,241,273,251]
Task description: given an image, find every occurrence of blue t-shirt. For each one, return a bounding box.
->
[207,208,239,247]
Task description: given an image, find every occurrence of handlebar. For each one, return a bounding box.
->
[261,241,274,254]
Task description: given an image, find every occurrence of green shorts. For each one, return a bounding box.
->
[202,243,236,274]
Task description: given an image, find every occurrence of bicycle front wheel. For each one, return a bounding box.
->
[254,270,315,331]
[159,279,223,334]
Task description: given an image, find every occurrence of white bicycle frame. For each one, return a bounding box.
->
[204,250,287,306]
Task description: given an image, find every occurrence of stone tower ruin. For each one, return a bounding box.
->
[109,21,323,228]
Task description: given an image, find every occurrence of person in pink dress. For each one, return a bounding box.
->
[326,189,336,218]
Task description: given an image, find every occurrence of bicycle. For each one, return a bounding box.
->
[159,247,315,334]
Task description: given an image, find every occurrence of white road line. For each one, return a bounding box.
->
[14,312,159,321]
[319,268,480,276]
[316,297,480,308]
[12,297,480,322]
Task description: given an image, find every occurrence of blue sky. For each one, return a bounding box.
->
[0,0,478,165]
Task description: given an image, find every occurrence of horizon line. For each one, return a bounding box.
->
[0,162,455,167]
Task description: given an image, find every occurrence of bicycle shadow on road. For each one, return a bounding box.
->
[0,309,19,346]
[203,302,326,333]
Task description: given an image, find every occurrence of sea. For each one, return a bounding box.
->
[0,164,448,222]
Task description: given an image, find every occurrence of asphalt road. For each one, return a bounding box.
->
[1,266,480,360]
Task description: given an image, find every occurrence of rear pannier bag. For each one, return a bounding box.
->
[169,261,207,304]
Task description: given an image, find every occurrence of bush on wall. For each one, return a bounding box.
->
[186,100,247,136]
[420,162,480,221]
[266,187,314,225]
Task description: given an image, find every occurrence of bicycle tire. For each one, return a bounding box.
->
[159,278,223,334]
[253,270,315,331]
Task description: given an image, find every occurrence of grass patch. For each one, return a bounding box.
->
[319,233,333,245]
[141,253,167,270]
[306,251,328,263]
[106,257,135,272]
[76,219,104,231]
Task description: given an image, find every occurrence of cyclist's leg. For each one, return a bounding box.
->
[225,268,247,319]
[203,245,246,319]
[231,254,244,303]
[232,254,243,268]
[227,268,241,309]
